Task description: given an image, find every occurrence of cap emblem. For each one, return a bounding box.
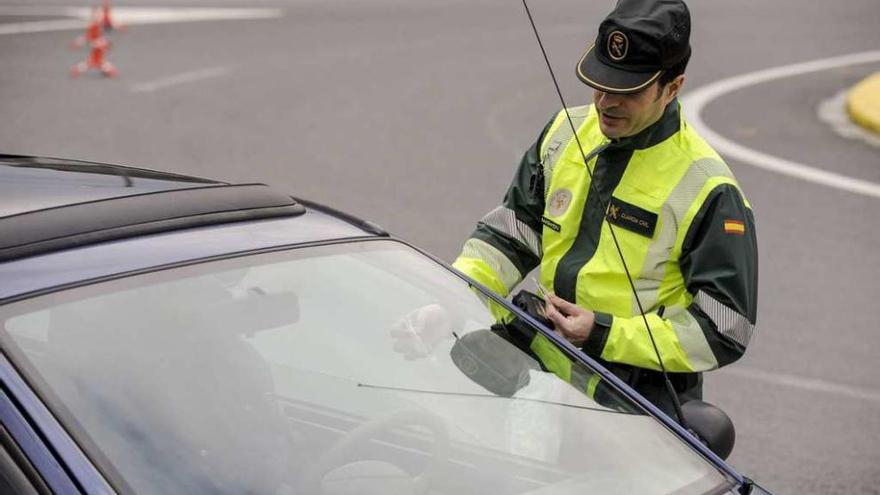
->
[607,31,629,61]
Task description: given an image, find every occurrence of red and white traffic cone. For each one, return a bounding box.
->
[71,37,118,78]
[99,0,126,31]
[71,9,105,49]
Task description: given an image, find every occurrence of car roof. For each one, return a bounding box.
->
[0,154,223,216]
[0,155,386,263]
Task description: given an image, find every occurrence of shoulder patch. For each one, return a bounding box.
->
[547,188,573,217]
[723,219,745,235]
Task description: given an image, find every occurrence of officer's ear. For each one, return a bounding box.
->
[663,74,686,102]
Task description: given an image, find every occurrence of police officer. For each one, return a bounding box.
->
[451,0,758,415]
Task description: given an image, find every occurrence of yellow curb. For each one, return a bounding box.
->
[846,72,880,135]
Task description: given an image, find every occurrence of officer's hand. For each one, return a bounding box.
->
[543,293,595,346]
[390,303,453,360]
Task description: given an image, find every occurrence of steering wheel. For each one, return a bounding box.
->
[301,409,450,494]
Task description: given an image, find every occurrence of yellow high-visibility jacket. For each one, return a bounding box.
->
[454,100,758,374]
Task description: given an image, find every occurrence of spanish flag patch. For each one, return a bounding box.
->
[724,219,745,235]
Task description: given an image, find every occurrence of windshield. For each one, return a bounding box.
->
[1,239,730,495]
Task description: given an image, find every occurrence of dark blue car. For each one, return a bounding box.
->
[0,155,770,494]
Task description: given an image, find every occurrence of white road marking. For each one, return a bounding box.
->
[720,367,880,404]
[98,7,284,25]
[0,6,87,17]
[0,19,84,35]
[681,51,880,199]
[130,66,231,93]
[0,6,284,36]
[817,88,880,148]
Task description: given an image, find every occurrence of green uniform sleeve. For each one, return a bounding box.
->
[452,116,555,298]
[585,184,758,372]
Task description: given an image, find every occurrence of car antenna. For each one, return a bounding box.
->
[520,0,688,429]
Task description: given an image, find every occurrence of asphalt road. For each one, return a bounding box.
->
[2,1,879,493]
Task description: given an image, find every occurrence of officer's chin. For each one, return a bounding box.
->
[598,116,628,139]
[599,125,626,140]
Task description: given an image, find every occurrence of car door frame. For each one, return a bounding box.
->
[0,353,115,494]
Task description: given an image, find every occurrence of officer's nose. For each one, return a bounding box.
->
[595,91,620,111]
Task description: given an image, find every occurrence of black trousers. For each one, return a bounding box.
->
[598,361,703,418]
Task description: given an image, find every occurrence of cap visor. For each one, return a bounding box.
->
[576,44,661,94]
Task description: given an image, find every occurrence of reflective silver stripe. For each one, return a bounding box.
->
[631,204,674,312]
[695,290,754,348]
[667,158,734,219]
[541,106,592,198]
[460,238,522,291]
[630,157,737,371]
[479,206,543,259]
[692,157,735,181]
[665,157,734,256]
[666,305,720,371]
[634,157,735,309]
[630,278,662,318]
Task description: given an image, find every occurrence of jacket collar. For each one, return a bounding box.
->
[605,98,680,151]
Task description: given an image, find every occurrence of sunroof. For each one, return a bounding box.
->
[0,183,306,262]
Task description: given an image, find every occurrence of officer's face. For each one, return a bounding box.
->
[593,75,684,139]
